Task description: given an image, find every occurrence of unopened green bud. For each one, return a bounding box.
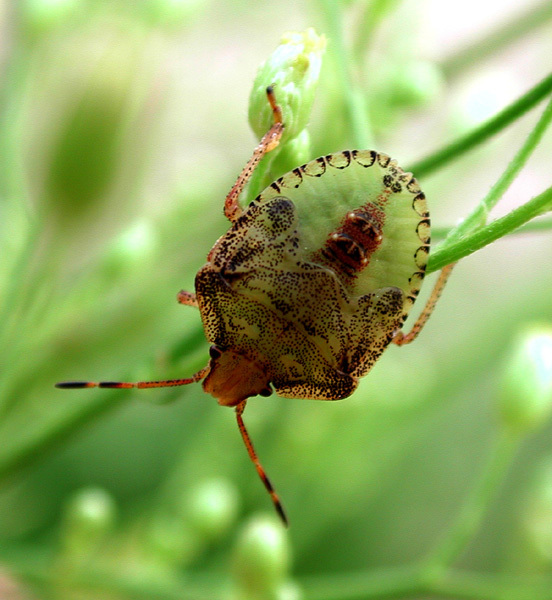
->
[31,30,159,242]
[383,61,445,109]
[43,49,134,221]
[61,488,117,560]
[248,28,326,144]
[498,325,552,434]
[186,479,239,540]
[275,580,303,600]
[147,479,238,569]
[232,514,290,597]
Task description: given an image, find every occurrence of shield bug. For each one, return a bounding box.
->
[57,87,454,526]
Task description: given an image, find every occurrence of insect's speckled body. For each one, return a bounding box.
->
[57,89,452,525]
[199,150,429,405]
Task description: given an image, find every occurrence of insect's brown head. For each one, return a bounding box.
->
[202,345,271,407]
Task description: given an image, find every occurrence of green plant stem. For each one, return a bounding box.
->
[11,557,552,600]
[0,395,129,484]
[440,0,552,79]
[407,72,552,179]
[427,570,552,600]
[427,184,552,273]
[445,96,552,246]
[7,560,221,600]
[432,216,552,240]
[299,423,529,600]
[302,566,552,600]
[426,95,552,272]
[319,0,373,148]
[422,429,521,572]
[302,565,422,599]
[0,320,205,485]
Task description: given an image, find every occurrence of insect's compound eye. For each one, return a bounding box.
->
[209,345,223,360]
[259,386,273,397]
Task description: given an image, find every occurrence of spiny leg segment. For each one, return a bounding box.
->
[235,400,288,527]
[55,366,209,390]
[393,263,456,346]
[177,290,198,307]
[224,85,284,222]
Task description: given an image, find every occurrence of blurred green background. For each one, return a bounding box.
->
[1,0,552,598]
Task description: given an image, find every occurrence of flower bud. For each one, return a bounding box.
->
[42,48,136,221]
[248,28,326,144]
[147,479,239,570]
[186,478,239,540]
[28,24,161,249]
[275,580,304,600]
[498,325,552,434]
[61,488,117,560]
[232,514,290,597]
[380,60,444,110]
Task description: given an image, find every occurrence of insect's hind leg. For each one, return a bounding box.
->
[393,263,455,346]
[177,290,198,307]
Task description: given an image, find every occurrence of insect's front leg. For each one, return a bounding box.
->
[177,290,198,308]
[223,86,284,222]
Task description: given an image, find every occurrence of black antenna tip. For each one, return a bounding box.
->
[55,381,93,389]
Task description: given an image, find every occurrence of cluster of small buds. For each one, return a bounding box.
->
[148,478,240,569]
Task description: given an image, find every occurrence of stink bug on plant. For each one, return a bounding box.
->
[57,87,454,526]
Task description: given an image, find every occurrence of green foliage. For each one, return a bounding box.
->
[1,1,552,599]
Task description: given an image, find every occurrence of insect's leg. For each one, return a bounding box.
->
[56,365,209,389]
[393,263,456,346]
[224,86,285,223]
[177,290,198,307]
[235,400,288,526]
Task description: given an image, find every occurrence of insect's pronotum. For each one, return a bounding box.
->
[57,87,454,526]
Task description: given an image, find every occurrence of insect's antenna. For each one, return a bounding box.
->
[235,401,288,527]
[55,366,210,390]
